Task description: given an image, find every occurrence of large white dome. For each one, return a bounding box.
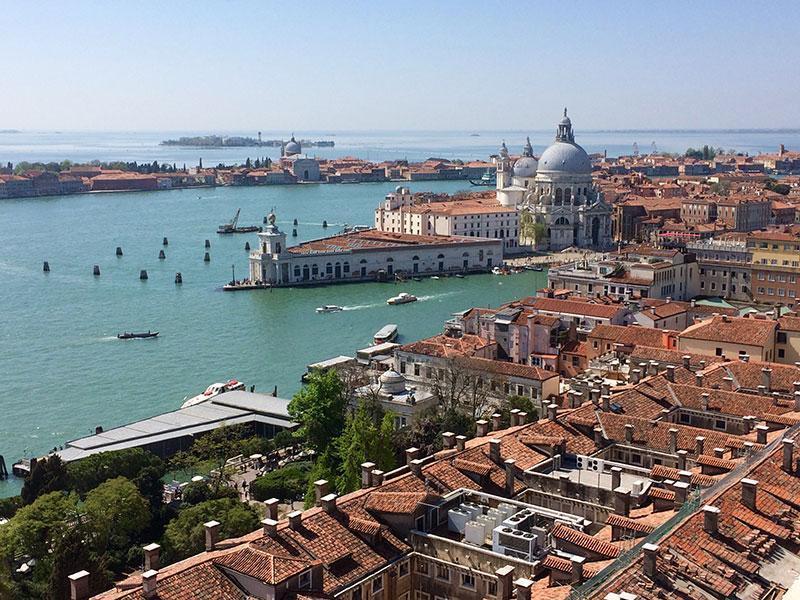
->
[284,136,301,156]
[513,156,538,177]
[537,141,592,175]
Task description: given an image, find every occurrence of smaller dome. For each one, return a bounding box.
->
[513,156,538,178]
[379,370,406,395]
[284,135,301,155]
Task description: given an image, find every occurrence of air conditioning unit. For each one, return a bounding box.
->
[460,502,483,521]
[494,527,536,559]
[577,456,604,472]
[448,508,470,534]
[464,520,486,546]
[485,508,505,527]
[497,502,517,520]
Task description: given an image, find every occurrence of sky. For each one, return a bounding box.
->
[3,1,800,131]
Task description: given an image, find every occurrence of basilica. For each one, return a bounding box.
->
[495,110,612,251]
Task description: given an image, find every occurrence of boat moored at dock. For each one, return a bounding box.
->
[373,323,398,344]
[181,379,246,408]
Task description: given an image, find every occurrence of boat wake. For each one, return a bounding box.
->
[98,336,119,342]
[342,302,384,311]
[417,291,459,302]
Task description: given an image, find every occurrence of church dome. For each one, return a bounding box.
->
[379,370,406,395]
[513,156,538,177]
[284,136,301,156]
[537,141,592,175]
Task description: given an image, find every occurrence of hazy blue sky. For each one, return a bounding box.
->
[4,1,799,131]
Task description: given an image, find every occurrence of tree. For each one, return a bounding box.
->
[335,400,396,495]
[67,448,165,497]
[288,370,348,455]
[162,498,259,562]
[498,395,539,427]
[21,455,68,505]
[47,522,110,600]
[84,477,150,549]
[429,359,493,420]
[169,424,253,491]
[250,461,312,502]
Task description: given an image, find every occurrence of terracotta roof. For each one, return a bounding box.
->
[551,524,621,559]
[520,297,626,319]
[649,464,717,487]
[695,454,737,471]
[287,229,497,256]
[648,486,675,500]
[679,315,777,347]
[398,334,493,359]
[605,513,656,535]
[455,356,559,381]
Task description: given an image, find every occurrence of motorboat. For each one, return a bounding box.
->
[316,305,344,313]
[387,292,417,305]
[373,323,398,344]
[469,169,496,186]
[491,266,504,275]
[117,331,159,339]
[181,379,246,408]
[430,276,440,280]
[455,273,465,278]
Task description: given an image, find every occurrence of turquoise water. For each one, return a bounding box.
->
[0,181,548,496]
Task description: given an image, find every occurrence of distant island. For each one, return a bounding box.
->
[160,135,334,148]
[0,129,21,134]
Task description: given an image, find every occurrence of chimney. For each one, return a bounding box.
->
[314,479,330,506]
[442,431,455,449]
[682,355,691,369]
[601,395,611,412]
[593,427,604,447]
[743,415,755,433]
[495,565,515,600]
[695,436,705,456]
[762,368,772,392]
[695,372,704,387]
[741,478,758,509]
[714,447,725,458]
[673,481,689,507]
[547,403,558,421]
[514,577,533,600]
[143,543,160,572]
[510,408,521,426]
[700,393,710,411]
[741,353,750,363]
[68,570,90,600]
[476,419,489,437]
[642,543,659,579]
[361,462,376,488]
[456,435,467,451]
[288,510,302,530]
[405,447,420,465]
[757,385,767,396]
[589,387,601,404]
[570,556,586,584]
[491,413,502,431]
[265,498,279,521]
[630,368,642,384]
[371,469,385,487]
[518,411,529,424]
[409,458,424,477]
[624,423,634,443]
[755,424,769,445]
[722,376,734,391]
[665,365,675,382]
[783,438,795,473]
[795,391,800,411]
[700,360,706,370]
[504,459,516,496]
[677,450,688,471]
[601,382,611,397]
[678,470,692,484]
[321,493,338,515]
[204,520,220,551]
[611,466,622,490]
[668,428,679,454]
[262,518,278,537]
[142,570,158,599]
[702,505,720,534]
[614,487,631,517]
[648,361,659,376]
[489,438,502,463]
[794,381,800,394]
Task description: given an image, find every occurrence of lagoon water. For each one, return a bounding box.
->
[0,180,548,497]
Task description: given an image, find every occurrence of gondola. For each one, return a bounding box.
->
[117,331,159,340]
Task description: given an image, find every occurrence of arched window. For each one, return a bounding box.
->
[387,257,393,262]
[343,262,350,273]
[555,216,570,226]
[311,264,319,276]
[564,187,571,203]
[326,262,333,274]
[360,259,367,264]
[437,253,445,259]
[412,255,419,261]
[554,188,563,206]
[462,252,469,257]
[293,265,301,277]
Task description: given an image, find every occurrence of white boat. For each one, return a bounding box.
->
[387,292,417,305]
[181,380,246,408]
[316,305,344,313]
[373,324,398,344]
[430,276,440,280]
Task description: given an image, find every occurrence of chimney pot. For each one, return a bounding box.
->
[320,493,338,515]
[713,447,725,458]
[682,355,691,369]
[142,569,158,599]
[783,438,795,473]
[489,438,502,463]
[755,424,769,445]
[288,510,302,530]
[68,570,90,600]
[695,436,705,455]
[665,365,675,382]
[143,543,160,572]
[204,520,220,552]
[361,462,376,488]
[405,447,420,465]
[476,419,489,437]
[313,479,330,506]
[371,469,385,487]
[455,435,467,451]
[409,458,425,477]
[642,543,659,579]
[262,518,279,537]
[702,505,720,534]
[265,498,279,521]
[547,403,558,421]
[601,394,611,411]
[762,368,772,392]
[442,431,455,449]
[631,368,642,384]
[700,393,710,411]
[695,372,704,387]
[624,423,634,443]
[491,412,502,431]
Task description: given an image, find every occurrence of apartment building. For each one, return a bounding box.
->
[748,226,800,306]
[686,237,752,301]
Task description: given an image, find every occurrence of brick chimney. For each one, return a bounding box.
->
[703,505,720,534]
[504,459,516,496]
[314,479,330,506]
[783,438,795,473]
[489,438,502,463]
[68,570,90,600]
[570,555,585,584]
[547,403,558,421]
[409,458,424,477]
[741,478,758,509]
[673,481,689,507]
[514,577,533,600]
[700,393,710,411]
[593,427,604,448]
[288,510,303,530]
[456,435,467,451]
[614,487,631,517]
[668,428,679,454]
[491,413,502,431]
[143,543,160,572]
[762,368,772,392]
[321,493,338,515]
[204,521,220,551]
[665,365,675,382]
[611,466,622,490]
[361,462,376,488]
[755,425,769,445]
[682,355,691,369]
[442,431,455,449]
[495,565,515,600]
[677,450,688,471]
[265,498,279,521]
[371,469,385,487]
[713,447,725,458]
[476,419,489,437]
[142,570,158,599]
[695,436,705,455]
[262,518,278,537]
[642,543,659,579]
[624,423,634,443]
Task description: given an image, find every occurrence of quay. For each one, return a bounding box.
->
[48,390,296,464]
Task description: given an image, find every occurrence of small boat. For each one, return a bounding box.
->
[455,273,465,278]
[430,276,440,280]
[316,305,344,313]
[412,277,422,282]
[218,208,262,234]
[491,267,503,275]
[387,292,417,305]
[373,323,398,344]
[117,331,159,340]
[469,170,496,186]
[532,265,544,272]
[181,379,246,408]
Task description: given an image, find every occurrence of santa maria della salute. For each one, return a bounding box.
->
[495,109,613,250]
